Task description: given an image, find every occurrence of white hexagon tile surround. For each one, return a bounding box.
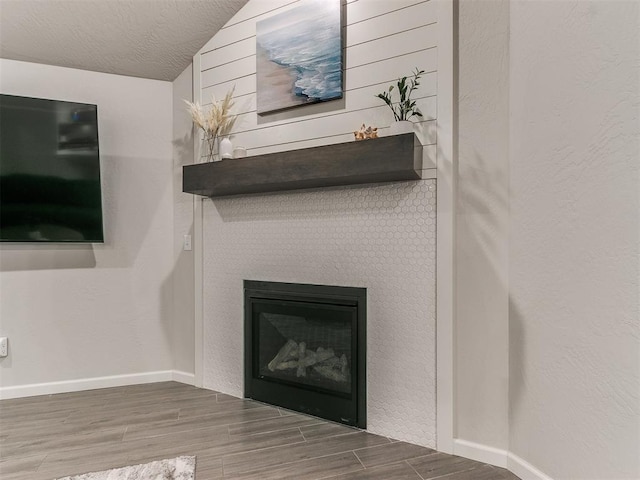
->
[202,180,436,447]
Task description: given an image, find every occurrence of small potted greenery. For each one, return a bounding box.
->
[376,68,425,135]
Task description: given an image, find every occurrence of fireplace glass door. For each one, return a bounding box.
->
[256,301,354,395]
[245,281,366,427]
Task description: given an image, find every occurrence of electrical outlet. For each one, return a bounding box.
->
[0,337,7,357]
[183,234,192,251]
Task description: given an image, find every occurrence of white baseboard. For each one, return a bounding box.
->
[453,439,553,480]
[454,439,508,468]
[0,370,196,400]
[507,452,554,480]
[171,370,195,385]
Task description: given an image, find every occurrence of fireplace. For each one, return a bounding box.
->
[244,280,366,427]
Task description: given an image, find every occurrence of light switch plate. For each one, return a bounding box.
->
[183,235,192,251]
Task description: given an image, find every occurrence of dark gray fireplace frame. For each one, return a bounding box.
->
[244,280,367,428]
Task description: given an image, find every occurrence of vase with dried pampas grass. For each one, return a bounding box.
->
[185,86,237,162]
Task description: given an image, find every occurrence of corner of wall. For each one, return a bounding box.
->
[171,63,196,377]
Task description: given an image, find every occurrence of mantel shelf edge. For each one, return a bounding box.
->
[182,133,423,198]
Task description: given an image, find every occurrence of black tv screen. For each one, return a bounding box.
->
[0,94,104,242]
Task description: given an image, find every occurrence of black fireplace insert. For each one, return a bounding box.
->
[244,280,366,428]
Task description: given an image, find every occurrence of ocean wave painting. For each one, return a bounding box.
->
[256,0,343,114]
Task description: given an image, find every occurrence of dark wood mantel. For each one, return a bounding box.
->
[182,133,423,198]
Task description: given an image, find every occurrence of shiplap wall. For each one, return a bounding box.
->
[196,0,439,447]
[196,0,437,168]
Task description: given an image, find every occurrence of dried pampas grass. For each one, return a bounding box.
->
[185,86,236,160]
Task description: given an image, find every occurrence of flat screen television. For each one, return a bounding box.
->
[0,94,104,242]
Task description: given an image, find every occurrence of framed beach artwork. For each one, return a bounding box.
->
[256,0,343,115]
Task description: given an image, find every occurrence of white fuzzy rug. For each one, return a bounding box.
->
[56,456,195,480]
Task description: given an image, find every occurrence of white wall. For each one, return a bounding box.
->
[194,0,440,447]
[456,1,640,478]
[456,0,510,451]
[171,65,195,376]
[197,0,438,171]
[508,1,639,479]
[0,59,176,395]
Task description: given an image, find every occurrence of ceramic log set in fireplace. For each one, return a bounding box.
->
[244,280,366,427]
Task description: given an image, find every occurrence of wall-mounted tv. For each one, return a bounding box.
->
[0,94,104,243]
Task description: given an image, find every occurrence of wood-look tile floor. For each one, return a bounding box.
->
[0,382,520,480]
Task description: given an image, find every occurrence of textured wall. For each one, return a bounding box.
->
[456,0,510,450]
[203,181,436,446]
[196,0,440,447]
[171,65,196,375]
[0,59,175,390]
[508,1,640,478]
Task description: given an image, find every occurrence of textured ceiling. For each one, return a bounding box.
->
[0,0,249,81]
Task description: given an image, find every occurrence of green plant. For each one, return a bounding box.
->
[376,68,425,122]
